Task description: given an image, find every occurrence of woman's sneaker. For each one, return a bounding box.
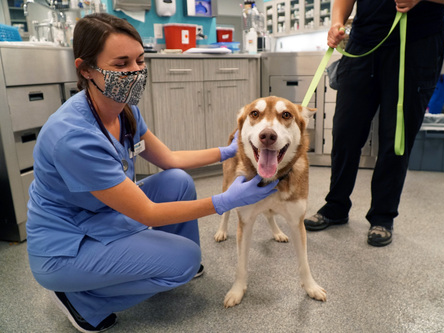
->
[193,264,204,279]
[50,291,117,332]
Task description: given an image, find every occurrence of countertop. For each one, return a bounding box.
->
[0,42,329,58]
[144,52,261,59]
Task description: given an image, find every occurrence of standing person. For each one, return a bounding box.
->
[304,0,444,246]
[26,13,278,332]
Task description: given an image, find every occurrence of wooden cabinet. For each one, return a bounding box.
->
[265,0,332,36]
[135,55,260,175]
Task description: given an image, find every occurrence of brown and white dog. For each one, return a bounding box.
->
[214,96,326,308]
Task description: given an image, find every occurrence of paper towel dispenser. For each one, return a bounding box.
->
[113,0,151,11]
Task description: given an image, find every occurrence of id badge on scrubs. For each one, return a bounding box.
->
[129,140,145,158]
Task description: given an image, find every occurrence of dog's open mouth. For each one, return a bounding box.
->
[251,142,289,178]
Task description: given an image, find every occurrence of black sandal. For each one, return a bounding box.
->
[304,213,349,231]
[367,226,392,247]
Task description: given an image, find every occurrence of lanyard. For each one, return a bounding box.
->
[85,90,136,180]
[302,12,406,155]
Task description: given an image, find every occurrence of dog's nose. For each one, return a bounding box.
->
[259,128,278,146]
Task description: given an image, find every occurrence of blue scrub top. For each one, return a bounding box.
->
[27,90,148,257]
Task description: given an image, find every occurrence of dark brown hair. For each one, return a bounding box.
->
[73,13,143,135]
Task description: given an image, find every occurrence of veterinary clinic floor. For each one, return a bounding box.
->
[1,166,443,333]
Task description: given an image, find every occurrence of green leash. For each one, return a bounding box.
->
[302,12,407,155]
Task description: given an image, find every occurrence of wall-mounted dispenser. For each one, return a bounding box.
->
[156,0,176,16]
[185,0,217,17]
[113,0,152,11]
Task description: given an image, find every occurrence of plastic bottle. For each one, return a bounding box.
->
[245,28,257,54]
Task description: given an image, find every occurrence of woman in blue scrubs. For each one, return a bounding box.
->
[26,13,278,332]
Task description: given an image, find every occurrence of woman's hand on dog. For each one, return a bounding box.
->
[219,130,239,162]
[212,175,279,215]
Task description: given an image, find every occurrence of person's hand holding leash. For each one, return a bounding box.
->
[327,23,346,48]
[212,175,278,215]
[395,0,421,13]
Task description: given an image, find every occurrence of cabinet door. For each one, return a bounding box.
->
[265,2,275,35]
[151,81,206,151]
[204,80,251,149]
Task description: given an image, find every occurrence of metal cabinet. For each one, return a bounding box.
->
[0,44,76,242]
[140,55,260,175]
[322,76,377,168]
[261,51,377,168]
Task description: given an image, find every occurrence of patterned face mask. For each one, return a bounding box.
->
[91,66,148,105]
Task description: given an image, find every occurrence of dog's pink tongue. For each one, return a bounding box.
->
[258,149,278,179]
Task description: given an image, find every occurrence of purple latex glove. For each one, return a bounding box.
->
[212,175,279,215]
[219,131,239,162]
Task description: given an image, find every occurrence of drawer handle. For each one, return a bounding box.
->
[218,68,239,72]
[286,81,299,86]
[169,69,192,73]
[29,92,44,101]
[69,88,78,97]
[21,133,37,143]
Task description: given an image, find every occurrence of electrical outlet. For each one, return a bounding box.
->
[154,24,163,39]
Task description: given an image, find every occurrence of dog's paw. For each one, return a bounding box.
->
[304,283,327,302]
[273,231,289,243]
[224,289,245,308]
[214,230,228,242]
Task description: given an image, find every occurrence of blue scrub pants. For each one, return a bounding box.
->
[28,169,201,327]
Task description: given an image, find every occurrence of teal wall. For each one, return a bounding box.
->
[103,0,217,45]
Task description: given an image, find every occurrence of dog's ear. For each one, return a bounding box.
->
[301,107,316,129]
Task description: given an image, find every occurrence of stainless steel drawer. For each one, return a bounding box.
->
[269,75,315,105]
[21,170,34,204]
[203,59,249,81]
[7,84,62,132]
[14,128,40,171]
[151,59,203,82]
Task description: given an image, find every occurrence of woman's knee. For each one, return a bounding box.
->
[147,169,196,202]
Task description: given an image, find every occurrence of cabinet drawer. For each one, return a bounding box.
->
[269,75,315,104]
[324,103,335,129]
[21,170,34,205]
[15,128,40,171]
[7,84,62,132]
[151,59,203,82]
[203,59,249,81]
[324,77,337,103]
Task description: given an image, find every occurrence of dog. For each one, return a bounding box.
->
[214,96,326,308]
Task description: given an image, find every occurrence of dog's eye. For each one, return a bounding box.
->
[282,112,292,120]
[250,110,259,119]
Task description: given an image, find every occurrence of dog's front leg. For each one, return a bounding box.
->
[224,210,255,308]
[284,202,327,302]
[214,210,231,242]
